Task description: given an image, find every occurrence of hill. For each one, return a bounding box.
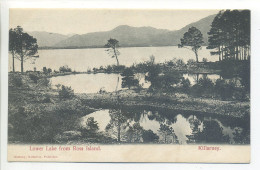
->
[33,14,217,48]
[28,31,69,47]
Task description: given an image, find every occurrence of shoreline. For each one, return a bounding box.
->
[77,89,250,119]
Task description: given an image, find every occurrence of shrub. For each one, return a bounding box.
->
[58,85,74,100]
[98,87,107,94]
[29,73,39,83]
[47,68,52,74]
[192,76,214,97]
[9,74,23,87]
[43,67,47,74]
[37,77,50,87]
[176,59,185,67]
[180,77,191,92]
[215,79,237,100]
[59,65,72,73]
[85,117,99,133]
[121,68,139,89]
[142,129,159,143]
[187,59,196,66]
[202,58,208,63]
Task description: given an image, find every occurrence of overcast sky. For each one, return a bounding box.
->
[10,9,218,35]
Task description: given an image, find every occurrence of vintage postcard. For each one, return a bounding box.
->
[7,9,250,163]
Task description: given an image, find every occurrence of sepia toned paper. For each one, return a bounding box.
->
[7,9,250,163]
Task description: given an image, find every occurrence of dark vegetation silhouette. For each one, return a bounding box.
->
[9,26,38,73]
[179,27,204,63]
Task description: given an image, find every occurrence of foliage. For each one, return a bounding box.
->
[9,73,23,87]
[158,124,174,143]
[59,65,72,73]
[126,122,144,143]
[37,77,50,88]
[192,76,214,97]
[180,77,191,92]
[84,117,99,133]
[195,120,230,143]
[121,68,139,89]
[142,129,159,143]
[207,10,250,61]
[58,85,74,100]
[29,73,39,83]
[179,26,204,62]
[105,109,129,142]
[145,64,161,91]
[202,58,208,63]
[187,59,196,66]
[9,26,38,73]
[176,59,185,67]
[9,29,17,72]
[43,67,52,74]
[105,38,120,66]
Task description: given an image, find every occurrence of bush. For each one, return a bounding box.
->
[187,59,196,66]
[29,73,39,83]
[215,79,238,100]
[176,59,185,67]
[142,129,159,143]
[9,74,23,87]
[58,85,74,100]
[37,77,50,87]
[121,68,139,89]
[202,58,208,63]
[192,76,214,97]
[180,77,191,92]
[59,65,72,73]
[83,117,99,134]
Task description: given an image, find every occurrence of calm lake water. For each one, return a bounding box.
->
[80,107,249,144]
[9,46,218,72]
[50,73,220,93]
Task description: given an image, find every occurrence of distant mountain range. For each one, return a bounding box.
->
[30,14,216,48]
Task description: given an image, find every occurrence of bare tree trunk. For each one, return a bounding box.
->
[218,46,221,61]
[194,50,199,63]
[21,56,24,73]
[113,48,119,66]
[12,51,15,72]
[117,122,121,142]
[115,76,119,92]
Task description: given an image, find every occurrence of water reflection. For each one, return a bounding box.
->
[183,73,221,85]
[81,107,249,144]
[51,73,224,93]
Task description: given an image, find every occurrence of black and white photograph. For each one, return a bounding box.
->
[6,8,251,162]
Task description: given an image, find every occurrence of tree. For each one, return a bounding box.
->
[58,85,74,100]
[85,117,99,133]
[126,122,144,143]
[158,124,174,143]
[59,65,72,72]
[145,64,161,90]
[121,68,139,89]
[13,26,38,73]
[105,109,128,142]
[207,11,224,61]
[105,38,120,66]
[179,27,204,63]
[9,29,18,72]
[142,129,159,143]
[207,10,250,61]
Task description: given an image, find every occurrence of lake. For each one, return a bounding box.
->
[9,46,218,72]
[50,73,220,93]
[80,107,249,144]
